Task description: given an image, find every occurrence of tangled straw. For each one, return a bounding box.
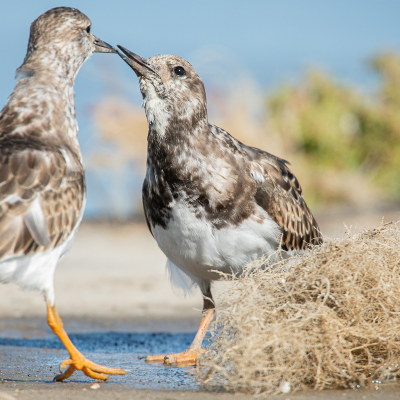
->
[200,222,400,395]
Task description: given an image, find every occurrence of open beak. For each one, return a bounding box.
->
[93,35,117,53]
[116,45,158,78]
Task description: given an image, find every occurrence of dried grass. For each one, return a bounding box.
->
[200,222,400,395]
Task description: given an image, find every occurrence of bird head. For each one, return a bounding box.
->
[19,7,115,81]
[117,46,207,133]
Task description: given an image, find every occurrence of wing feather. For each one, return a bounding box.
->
[23,196,50,247]
[0,142,84,259]
[246,148,322,251]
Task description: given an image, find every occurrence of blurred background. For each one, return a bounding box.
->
[2,3,400,389]
[2,2,400,379]
[1,0,400,220]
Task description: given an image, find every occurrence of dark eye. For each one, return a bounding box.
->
[174,66,185,76]
[86,25,91,34]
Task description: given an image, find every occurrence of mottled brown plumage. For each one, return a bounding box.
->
[247,144,321,251]
[0,7,124,382]
[117,46,322,365]
[0,139,83,258]
[0,6,96,291]
[118,50,321,253]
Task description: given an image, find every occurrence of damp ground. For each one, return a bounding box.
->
[0,316,202,391]
[1,216,400,399]
[1,316,400,400]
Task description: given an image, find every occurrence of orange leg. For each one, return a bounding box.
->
[46,302,126,381]
[146,288,215,365]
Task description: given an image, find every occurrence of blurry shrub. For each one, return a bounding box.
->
[266,52,400,206]
[91,52,400,211]
[93,96,148,167]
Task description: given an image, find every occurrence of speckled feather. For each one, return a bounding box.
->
[0,7,100,302]
[139,55,322,252]
[0,138,84,258]
[119,51,322,294]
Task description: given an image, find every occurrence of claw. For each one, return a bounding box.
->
[54,356,125,382]
[54,364,76,382]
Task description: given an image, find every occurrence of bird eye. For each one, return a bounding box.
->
[86,25,91,34]
[174,66,185,76]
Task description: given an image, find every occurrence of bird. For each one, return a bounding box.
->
[0,7,126,381]
[117,45,323,365]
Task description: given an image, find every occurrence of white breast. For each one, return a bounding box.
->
[0,195,86,305]
[151,200,281,287]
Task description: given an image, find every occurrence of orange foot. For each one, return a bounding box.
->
[47,302,126,382]
[145,308,215,366]
[145,348,206,365]
[54,355,126,381]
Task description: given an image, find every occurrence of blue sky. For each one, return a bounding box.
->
[1,0,400,104]
[0,1,399,218]
[2,1,400,111]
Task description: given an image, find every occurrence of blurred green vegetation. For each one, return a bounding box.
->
[266,52,400,207]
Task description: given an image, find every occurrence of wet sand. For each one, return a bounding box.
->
[1,207,400,399]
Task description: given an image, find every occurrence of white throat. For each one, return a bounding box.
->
[141,81,170,137]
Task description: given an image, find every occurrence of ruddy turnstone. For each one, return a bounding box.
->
[117,46,322,365]
[0,7,125,381]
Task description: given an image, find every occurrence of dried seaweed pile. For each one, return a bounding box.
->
[200,222,400,395]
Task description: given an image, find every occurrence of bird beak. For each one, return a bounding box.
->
[116,45,157,77]
[93,35,117,53]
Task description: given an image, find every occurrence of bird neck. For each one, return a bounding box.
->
[20,44,88,87]
[146,102,211,184]
[145,92,209,143]
[147,104,208,155]
[0,58,83,147]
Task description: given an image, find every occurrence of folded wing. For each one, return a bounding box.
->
[0,142,84,259]
[247,148,322,251]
